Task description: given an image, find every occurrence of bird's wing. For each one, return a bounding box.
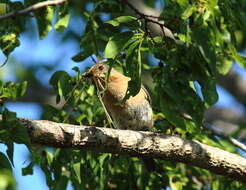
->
[141,85,152,105]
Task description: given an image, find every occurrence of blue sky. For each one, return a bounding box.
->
[1,3,246,190]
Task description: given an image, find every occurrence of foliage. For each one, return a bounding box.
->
[0,80,28,189]
[0,0,246,189]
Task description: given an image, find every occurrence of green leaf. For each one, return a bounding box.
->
[73,163,81,183]
[200,79,218,106]
[50,71,70,89]
[125,39,142,98]
[159,92,186,129]
[0,33,20,56]
[17,81,28,97]
[54,175,69,190]
[211,180,220,190]
[6,142,14,166]
[176,0,189,8]
[0,152,12,170]
[72,33,95,62]
[0,2,24,56]
[55,13,70,32]
[106,16,139,27]
[121,39,143,102]
[169,179,183,190]
[0,3,9,15]
[42,104,62,121]
[0,170,16,190]
[40,151,54,188]
[46,152,54,166]
[217,59,233,75]
[2,109,31,146]
[0,80,3,92]
[192,27,216,74]
[12,122,31,145]
[72,50,92,62]
[104,31,134,59]
[72,66,80,73]
[34,6,55,39]
[22,162,34,176]
[49,71,71,103]
[182,5,195,19]
[0,81,27,100]
[235,53,246,69]
[55,3,70,32]
[169,173,188,190]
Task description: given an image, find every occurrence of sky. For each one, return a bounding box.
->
[0,1,246,190]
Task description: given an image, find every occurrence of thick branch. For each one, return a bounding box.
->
[0,0,67,20]
[12,117,246,183]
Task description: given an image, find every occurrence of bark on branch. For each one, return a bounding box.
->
[0,0,67,20]
[11,117,246,183]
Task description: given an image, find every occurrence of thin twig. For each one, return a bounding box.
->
[122,0,161,20]
[0,55,8,68]
[205,123,246,153]
[0,0,67,20]
[90,55,97,64]
[142,14,161,19]
[182,113,246,153]
[121,0,179,42]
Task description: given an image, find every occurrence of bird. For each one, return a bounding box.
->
[83,63,155,171]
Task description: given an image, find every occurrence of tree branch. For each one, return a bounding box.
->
[7,116,246,183]
[205,122,246,152]
[0,0,67,20]
[121,0,181,43]
[182,112,246,152]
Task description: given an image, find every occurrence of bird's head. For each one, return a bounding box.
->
[82,63,130,90]
[82,63,110,79]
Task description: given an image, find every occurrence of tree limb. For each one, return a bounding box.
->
[7,116,246,183]
[0,0,67,20]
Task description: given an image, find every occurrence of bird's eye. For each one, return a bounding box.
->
[98,65,104,71]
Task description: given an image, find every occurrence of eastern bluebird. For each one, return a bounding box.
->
[83,63,155,171]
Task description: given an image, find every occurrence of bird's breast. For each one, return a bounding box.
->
[102,87,153,131]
